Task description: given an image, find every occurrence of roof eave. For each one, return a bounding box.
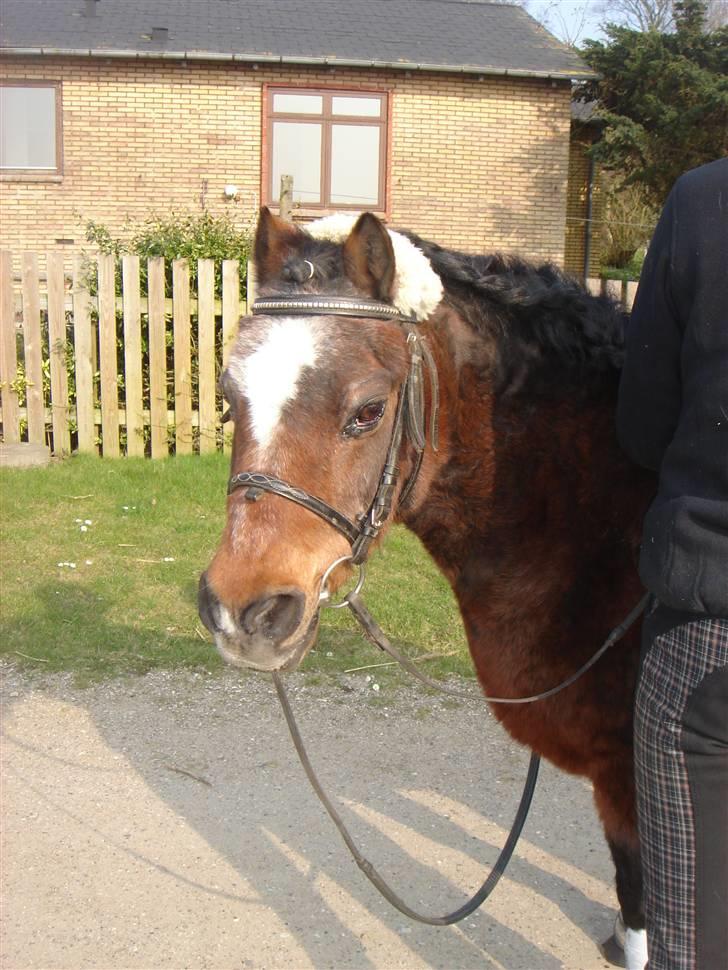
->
[0,47,599,81]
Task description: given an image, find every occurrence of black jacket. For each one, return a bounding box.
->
[616,157,728,615]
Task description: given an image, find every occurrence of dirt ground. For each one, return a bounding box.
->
[1,661,623,970]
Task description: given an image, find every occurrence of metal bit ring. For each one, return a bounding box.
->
[319,555,366,609]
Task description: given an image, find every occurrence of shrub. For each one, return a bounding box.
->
[83,210,253,298]
[600,183,657,274]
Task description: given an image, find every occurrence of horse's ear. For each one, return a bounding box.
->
[254,207,306,282]
[343,213,395,302]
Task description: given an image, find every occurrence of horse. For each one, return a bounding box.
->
[198,207,656,967]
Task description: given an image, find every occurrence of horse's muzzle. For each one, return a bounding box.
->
[198,572,315,671]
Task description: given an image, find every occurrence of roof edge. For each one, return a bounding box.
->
[0,47,599,81]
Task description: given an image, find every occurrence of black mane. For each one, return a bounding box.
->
[401,231,627,401]
[279,223,629,402]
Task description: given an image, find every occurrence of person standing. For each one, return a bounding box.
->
[616,156,728,970]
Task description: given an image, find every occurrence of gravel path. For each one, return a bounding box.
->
[2,662,621,970]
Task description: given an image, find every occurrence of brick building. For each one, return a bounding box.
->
[0,0,597,270]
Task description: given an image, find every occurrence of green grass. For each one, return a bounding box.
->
[1,453,471,684]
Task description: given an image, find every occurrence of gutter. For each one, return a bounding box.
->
[0,47,599,81]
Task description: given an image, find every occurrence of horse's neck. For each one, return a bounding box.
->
[404,316,648,606]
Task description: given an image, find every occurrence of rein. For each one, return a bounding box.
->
[271,589,647,926]
[271,670,541,926]
[232,293,649,926]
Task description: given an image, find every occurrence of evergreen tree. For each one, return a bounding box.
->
[579,0,728,205]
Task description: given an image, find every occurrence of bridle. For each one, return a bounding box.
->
[227,295,439,569]
[224,291,649,926]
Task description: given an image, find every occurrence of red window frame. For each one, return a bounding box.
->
[263,86,389,212]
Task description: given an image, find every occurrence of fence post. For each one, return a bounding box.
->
[72,257,96,454]
[172,259,193,455]
[47,252,71,455]
[21,252,45,445]
[221,259,240,453]
[586,277,604,298]
[246,259,256,310]
[0,252,20,443]
[122,255,144,457]
[280,174,294,222]
[97,254,120,458]
[197,259,216,454]
[147,257,168,459]
[626,281,638,311]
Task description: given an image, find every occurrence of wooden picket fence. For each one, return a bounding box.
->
[587,275,638,311]
[0,251,250,457]
[0,254,637,458]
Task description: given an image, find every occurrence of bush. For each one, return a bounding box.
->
[83,210,253,298]
[600,183,657,274]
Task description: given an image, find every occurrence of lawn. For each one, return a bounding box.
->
[1,453,471,683]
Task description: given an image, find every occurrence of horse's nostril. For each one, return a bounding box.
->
[198,572,220,634]
[240,592,304,642]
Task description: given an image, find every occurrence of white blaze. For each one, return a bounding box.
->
[229,317,319,450]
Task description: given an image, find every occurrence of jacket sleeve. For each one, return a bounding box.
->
[616,184,685,472]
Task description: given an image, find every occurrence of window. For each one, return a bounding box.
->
[265,88,387,210]
[0,83,62,174]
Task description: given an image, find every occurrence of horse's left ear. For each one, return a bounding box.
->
[254,207,307,283]
[343,213,395,302]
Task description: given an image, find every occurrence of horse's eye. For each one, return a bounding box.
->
[344,400,386,437]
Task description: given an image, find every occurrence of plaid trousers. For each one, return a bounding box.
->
[635,605,728,970]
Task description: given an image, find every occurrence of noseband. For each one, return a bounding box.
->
[227,295,439,567]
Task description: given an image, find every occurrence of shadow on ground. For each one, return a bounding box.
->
[1,582,619,970]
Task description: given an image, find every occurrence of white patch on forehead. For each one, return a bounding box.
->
[229,317,319,449]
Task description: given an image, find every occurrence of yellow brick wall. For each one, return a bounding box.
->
[564,126,604,277]
[0,56,572,263]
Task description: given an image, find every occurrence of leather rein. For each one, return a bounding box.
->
[228,294,649,926]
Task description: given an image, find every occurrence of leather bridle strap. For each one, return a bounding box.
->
[227,472,361,546]
[228,304,438,566]
[271,592,649,925]
[227,380,409,566]
[272,669,541,926]
[251,295,417,323]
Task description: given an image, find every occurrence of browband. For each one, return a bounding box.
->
[252,296,417,323]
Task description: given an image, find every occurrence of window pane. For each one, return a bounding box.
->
[330,125,380,206]
[332,96,382,118]
[272,93,323,115]
[272,121,322,203]
[0,86,56,169]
